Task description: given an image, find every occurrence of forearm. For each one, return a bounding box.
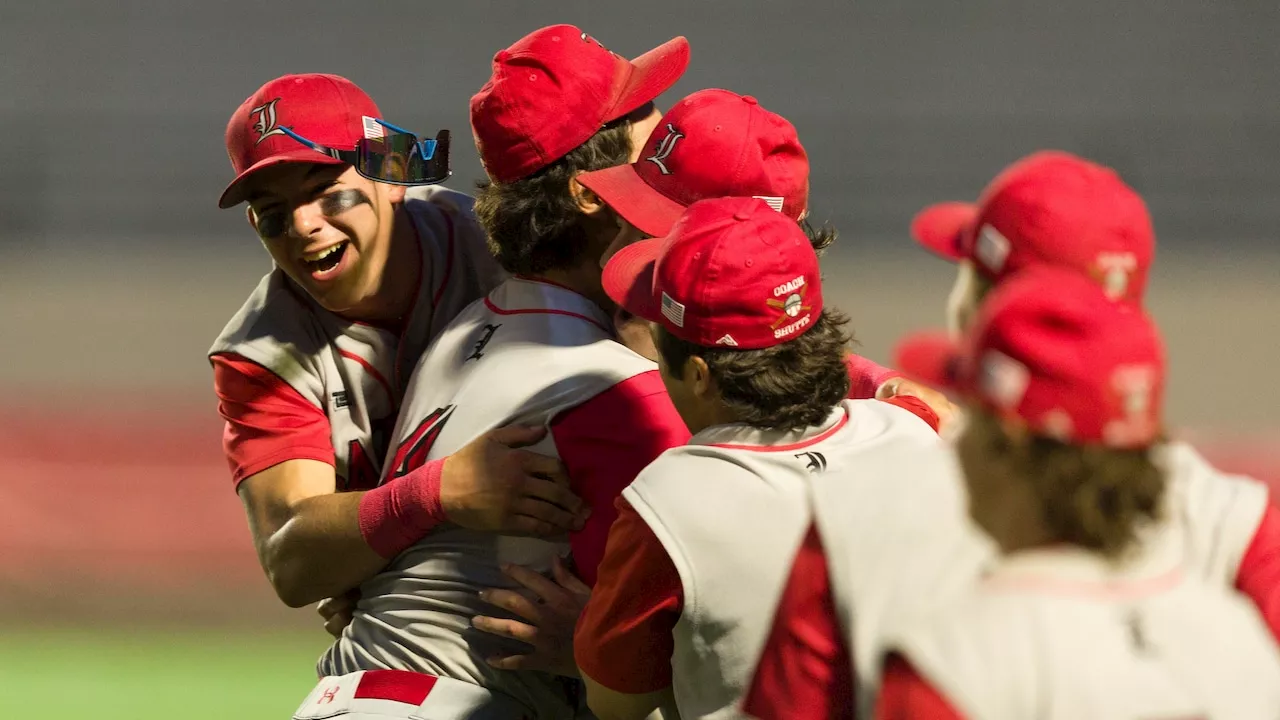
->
[258,490,388,607]
[243,458,448,608]
[845,353,901,399]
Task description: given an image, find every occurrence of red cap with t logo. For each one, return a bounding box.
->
[470,24,690,183]
[603,196,822,350]
[910,151,1155,303]
[895,265,1165,448]
[578,89,809,238]
[219,73,382,208]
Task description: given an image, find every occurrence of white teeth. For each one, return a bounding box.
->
[303,243,344,263]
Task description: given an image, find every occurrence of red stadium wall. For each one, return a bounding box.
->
[2,398,1277,627]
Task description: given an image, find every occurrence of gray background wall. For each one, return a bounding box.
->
[2,0,1278,432]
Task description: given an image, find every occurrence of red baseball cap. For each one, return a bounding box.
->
[577,89,809,238]
[603,196,822,350]
[911,151,1155,303]
[219,74,382,209]
[469,25,690,183]
[895,266,1165,448]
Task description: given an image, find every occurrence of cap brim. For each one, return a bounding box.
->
[578,164,686,238]
[910,202,975,262]
[607,36,691,121]
[893,330,964,391]
[217,150,347,209]
[602,237,665,323]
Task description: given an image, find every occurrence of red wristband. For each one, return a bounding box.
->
[844,354,902,400]
[357,457,448,558]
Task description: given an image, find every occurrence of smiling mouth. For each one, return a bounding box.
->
[302,241,349,275]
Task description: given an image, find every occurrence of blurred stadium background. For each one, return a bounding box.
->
[2,1,1278,717]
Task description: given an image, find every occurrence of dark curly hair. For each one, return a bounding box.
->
[956,409,1166,559]
[473,114,639,275]
[800,217,837,255]
[655,308,853,431]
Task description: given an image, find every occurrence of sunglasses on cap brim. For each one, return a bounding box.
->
[280,118,452,186]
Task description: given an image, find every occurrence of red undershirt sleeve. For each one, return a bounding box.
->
[211,352,335,487]
[845,353,902,400]
[1235,498,1280,643]
[549,370,691,586]
[575,497,683,694]
[874,655,967,720]
[743,524,854,720]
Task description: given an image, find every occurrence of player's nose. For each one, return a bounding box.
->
[288,201,327,239]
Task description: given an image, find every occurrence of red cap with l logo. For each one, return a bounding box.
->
[219,73,382,208]
[578,89,809,238]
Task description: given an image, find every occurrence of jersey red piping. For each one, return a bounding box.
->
[338,349,395,402]
[483,296,612,334]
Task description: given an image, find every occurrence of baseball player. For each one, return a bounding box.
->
[567,197,945,720]
[465,87,957,675]
[294,25,695,720]
[882,268,1280,717]
[908,150,1280,635]
[211,75,588,622]
[742,150,1280,719]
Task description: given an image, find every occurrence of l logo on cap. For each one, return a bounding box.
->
[250,98,287,146]
[646,124,684,175]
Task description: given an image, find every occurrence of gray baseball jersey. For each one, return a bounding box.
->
[806,439,1273,717]
[320,277,658,718]
[623,399,941,720]
[887,546,1280,719]
[209,187,504,487]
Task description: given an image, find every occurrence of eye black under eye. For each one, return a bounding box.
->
[256,211,288,238]
[319,189,371,217]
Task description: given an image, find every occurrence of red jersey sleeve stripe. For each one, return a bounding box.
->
[211,352,335,486]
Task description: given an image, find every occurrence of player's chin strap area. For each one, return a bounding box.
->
[295,670,531,720]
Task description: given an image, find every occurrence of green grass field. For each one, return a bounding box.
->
[0,629,331,719]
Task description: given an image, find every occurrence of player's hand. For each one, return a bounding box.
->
[441,425,588,537]
[317,589,360,638]
[614,308,658,362]
[471,556,589,678]
[877,377,961,434]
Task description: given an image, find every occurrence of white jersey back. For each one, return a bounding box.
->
[321,277,656,718]
[624,400,940,720]
[808,437,1272,716]
[209,187,504,488]
[887,548,1280,719]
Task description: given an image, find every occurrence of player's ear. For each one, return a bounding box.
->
[245,206,259,233]
[383,181,407,205]
[569,173,607,216]
[688,355,715,399]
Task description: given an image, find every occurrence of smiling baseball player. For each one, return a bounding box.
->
[211,74,591,626]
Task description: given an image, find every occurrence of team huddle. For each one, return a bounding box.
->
[209,24,1280,720]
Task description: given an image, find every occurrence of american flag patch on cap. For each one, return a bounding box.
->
[661,292,686,327]
[361,116,384,140]
[752,196,785,212]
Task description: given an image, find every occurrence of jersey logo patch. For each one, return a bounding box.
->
[388,406,455,479]
[332,390,350,409]
[795,451,827,473]
[468,323,502,361]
